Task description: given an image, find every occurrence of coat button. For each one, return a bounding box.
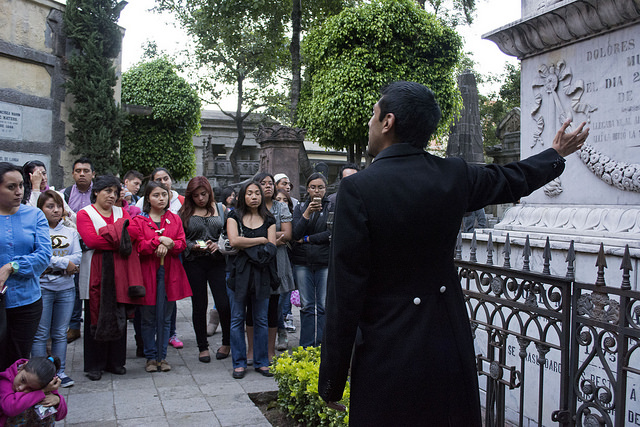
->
[440,286,446,293]
[413,297,421,305]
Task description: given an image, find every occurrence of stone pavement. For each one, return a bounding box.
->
[59,296,300,426]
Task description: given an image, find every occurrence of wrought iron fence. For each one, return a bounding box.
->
[455,232,640,426]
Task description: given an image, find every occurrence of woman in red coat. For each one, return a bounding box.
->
[131,181,191,373]
[77,175,145,381]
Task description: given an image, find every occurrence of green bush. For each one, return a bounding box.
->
[273,346,350,426]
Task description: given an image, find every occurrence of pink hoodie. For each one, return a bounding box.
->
[0,359,67,426]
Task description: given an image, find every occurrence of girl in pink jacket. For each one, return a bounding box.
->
[0,356,67,426]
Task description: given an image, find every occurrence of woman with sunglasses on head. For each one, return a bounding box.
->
[226,181,277,379]
[178,176,231,363]
[22,160,75,222]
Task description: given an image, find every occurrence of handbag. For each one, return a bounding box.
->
[217,205,241,255]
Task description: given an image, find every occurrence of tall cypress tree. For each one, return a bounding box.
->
[63,0,127,175]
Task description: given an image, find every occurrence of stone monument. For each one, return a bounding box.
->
[463,1,640,424]
[476,0,640,288]
[446,71,485,164]
[255,124,305,199]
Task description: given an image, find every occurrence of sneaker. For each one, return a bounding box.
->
[284,315,296,332]
[168,335,183,349]
[145,359,158,373]
[59,374,74,388]
[66,328,81,343]
[276,328,288,351]
[159,360,171,372]
[207,309,220,336]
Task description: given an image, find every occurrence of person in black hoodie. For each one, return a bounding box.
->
[291,173,333,348]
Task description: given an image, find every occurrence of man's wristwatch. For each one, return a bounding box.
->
[9,261,19,274]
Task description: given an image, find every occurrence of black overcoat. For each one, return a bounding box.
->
[318,143,566,426]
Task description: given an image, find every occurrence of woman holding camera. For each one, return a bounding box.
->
[291,173,333,348]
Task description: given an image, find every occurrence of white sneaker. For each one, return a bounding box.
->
[207,309,220,336]
[276,329,288,351]
[284,314,296,332]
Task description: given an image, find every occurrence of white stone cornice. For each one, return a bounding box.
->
[483,0,640,59]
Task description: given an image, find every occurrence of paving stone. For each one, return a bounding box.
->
[199,381,246,397]
[115,397,164,420]
[205,393,255,411]
[161,396,211,414]
[118,416,170,427]
[167,411,221,427]
[152,373,196,389]
[64,391,115,424]
[214,407,269,427]
[157,384,203,400]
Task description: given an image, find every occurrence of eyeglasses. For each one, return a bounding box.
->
[308,185,325,191]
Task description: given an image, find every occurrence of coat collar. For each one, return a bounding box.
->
[372,143,427,162]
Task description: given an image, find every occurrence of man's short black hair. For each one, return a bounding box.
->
[73,157,94,171]
[123,170,143,181]
[378,81,441,149]
[339,163,360,180]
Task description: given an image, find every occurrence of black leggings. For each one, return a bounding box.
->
[246,294,279,328]
[184,257,230,351]
[0,298,42,371]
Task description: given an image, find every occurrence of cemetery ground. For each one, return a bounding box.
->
[59,294,302,426]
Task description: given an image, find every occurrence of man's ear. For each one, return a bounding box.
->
[381,113,395,134]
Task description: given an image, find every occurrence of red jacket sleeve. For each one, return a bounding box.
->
[77,209,132,251]
[131,216,161,256]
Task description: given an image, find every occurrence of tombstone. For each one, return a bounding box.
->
[446,71,485,165]
[255,124,305,199]
[474,0,640,289]
[460,1,640,424]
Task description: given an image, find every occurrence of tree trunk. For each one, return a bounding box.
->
[348,143,354,163]
[230,76,245,182]
[290,0,302,124]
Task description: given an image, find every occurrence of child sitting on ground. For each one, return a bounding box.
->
[0,356,68,426]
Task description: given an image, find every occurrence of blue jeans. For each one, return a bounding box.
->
[32,287,75,374]
[294,265,328,347]
[140,267,175,361]
[227,285,269,369]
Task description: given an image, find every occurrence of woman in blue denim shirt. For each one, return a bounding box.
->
[0,163,52,371]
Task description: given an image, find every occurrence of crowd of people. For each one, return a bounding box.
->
[0,155,359,424]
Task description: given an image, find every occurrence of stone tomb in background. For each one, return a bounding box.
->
[461,1,640,425]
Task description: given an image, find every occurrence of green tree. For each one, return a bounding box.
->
[479,62,520,149]
[64,0,128,175]
[120,57,201,181]
[155,0,290,181]
[416,0,475,25]
[298,0,462,163]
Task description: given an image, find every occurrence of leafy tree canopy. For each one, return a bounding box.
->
[120,57,201,180]
[479,62,520,148]
[298,0,462,161]
[417,0,476,26]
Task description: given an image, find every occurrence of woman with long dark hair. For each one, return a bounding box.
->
[0,163,51,371]
[178,176,231,363]
[226,181,277,379]
[132,181,191,373]
[291,172,332,348]
[247,172,294,360]
[22,161,74,220]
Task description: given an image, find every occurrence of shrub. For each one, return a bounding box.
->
[273,346,350,426]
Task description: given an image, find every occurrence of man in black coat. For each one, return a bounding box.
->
[318,81,589,426]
